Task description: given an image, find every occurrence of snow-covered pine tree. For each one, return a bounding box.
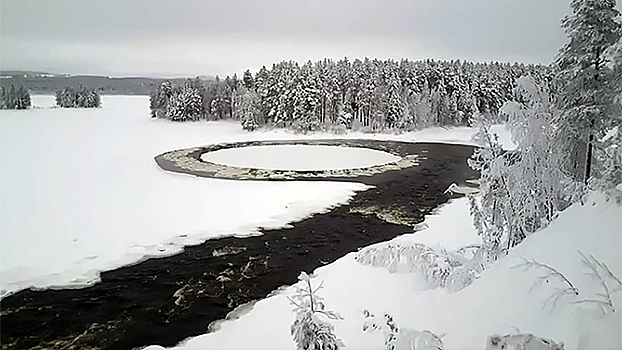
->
[0,86,6,109]
[15,86,31,109]
[150,81,172,118]
[382,61,403,129]
[236,88,260,131]
[242,69,254,90]
[167,85,203,122]
[79,86,101,108]
[289,272,344,350]
[555,0,622,184]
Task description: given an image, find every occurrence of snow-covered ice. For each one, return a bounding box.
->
[1,96,513,298]
[201,145,401,171]
[160,194,620,350]
[0,96,373,297]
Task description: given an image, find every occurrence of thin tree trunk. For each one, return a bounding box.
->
[585,132,593,185]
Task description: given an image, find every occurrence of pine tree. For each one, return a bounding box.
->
[167,86,203,121]
[288,272,343,350]
[0,86,6,109]
[237,89,260,131]
[555,0,622,184]
[15,86,31,109]
[150,81,173,118]
[242,70,254,90]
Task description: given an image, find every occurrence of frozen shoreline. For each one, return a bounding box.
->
[1,96,513,299]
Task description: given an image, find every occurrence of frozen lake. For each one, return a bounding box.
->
[201,145,401,171]
[0,96,371,296]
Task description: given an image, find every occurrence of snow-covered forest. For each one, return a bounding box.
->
[150,59,551,131]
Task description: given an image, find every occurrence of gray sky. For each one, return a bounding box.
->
[2,0,614,77]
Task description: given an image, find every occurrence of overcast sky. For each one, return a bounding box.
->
[2,0,617,77]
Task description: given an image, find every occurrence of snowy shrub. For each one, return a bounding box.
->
[356,244,430,273]
[362,310,444,350]
[355,244,485,292]
[485,333,564,350]
[469,112,493,146]
[445,265,479,293]
[289,272,344,350]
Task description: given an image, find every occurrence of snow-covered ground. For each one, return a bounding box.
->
[0,95,510,298]
[201,145,401,171]
[154,194,621,350]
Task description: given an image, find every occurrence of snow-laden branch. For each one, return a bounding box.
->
[512,257,579,310]
[572,251,620,314]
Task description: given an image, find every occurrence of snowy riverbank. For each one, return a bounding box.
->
[152,193,621,350]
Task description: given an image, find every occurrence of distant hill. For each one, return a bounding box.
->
[0,71,214,95]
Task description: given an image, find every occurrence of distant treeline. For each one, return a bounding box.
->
[0,73,203,95]
[150,58,551,132]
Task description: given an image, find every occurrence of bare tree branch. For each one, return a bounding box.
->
[573,251,617,314]
[512,257,579,295]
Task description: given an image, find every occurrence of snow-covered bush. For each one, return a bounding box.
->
[485,333,565,350]
[356,244,430,273]
[355,243,485,292]
[289,272,344,350]
[362,310,444,350]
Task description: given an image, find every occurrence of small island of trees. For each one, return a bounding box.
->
[55,86,101,108]
[1,85,31,110]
